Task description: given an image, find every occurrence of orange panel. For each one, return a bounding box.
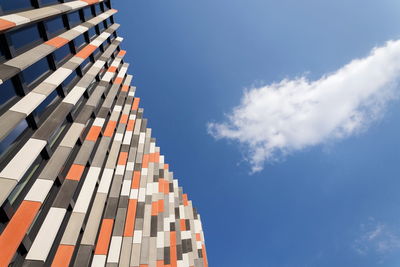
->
[157,260,164,267]
[118,152,128,165]
[81,0,99,4]
[104,120,117,137]
[122,85,129,92]
[0,201,41,266]
[170,231,177,267]
[124,199,137,237]
[0,18,16,31]
[86,125,102,141]
[142,154,149,168]
[202,244,208,267]
[66,164,85,181]
[164,164,169,170]
[75,44,97,59]
[151,201,158,216]
[182,194,188,206]
[180,219,186,231]
[196,233,201,241]
[132,171,141,189]
[127,119,135,131]
[95,219,114,255]
[45,36,69,48]
[132,98,140,110]
[118,50,127,57]
[119,114,128,124]
[108,66,117,73]
[149,153,155,163]
[158,199,164,213]
[154,152,160,163]
[158,178,165,193]
[164,181,170,195]
[51,245,75,267]
[114,77,123,84]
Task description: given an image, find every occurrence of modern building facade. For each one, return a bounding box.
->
[0,1,208,266]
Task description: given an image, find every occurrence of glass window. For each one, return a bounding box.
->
[62,70,77,89]
[9,24,41,50]
[88,27,96,41]
[40,0,59,6]
[80,57,91,72]
[0,79,17,109]
[74,34,86,50]
[45,16,65,36]
[82,7,93,21]
[0,119,28,157]
[35,89,58,116]
[94,4,102,15]
[98,22,105,33]
[68,11,81,27]
[93,47,100,59]
[0,0,32,13]
[22,57,49,85]
[53,44,71,64]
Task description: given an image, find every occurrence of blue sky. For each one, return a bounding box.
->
[114,1,400,266]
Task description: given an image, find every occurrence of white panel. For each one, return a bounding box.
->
[156,232,164,248]
[26,208,66,261]
[0,138,46,181]
[149,143,155,153]
[138,132,145,144]
[107,236,122,263]
[97,168,114,194]
[129,189,138,199]
[113,105,122,112]
[126,162,134,171]
[101,72,114,82]
[73,167,101,213]
[1,14,30,25]
[114,133,123,142]
[132,231,142,244]
[159,155,165,164]
[129,114,136,120]
[141,168,148,176]
[120,180,131,196]
[93,117,105,127]
[63,1,87,9]
[91,255,106,267]
[122,131,132,145]
[44,67,72,86]
[115,165,125,175]
[73,25,88,33]
[146,183,153,196]
[181,231,191,240]
[138,188,145,202]
[63,86,86,105]
[24,179,53,203]
[10,92,46,115]
[93,60,105,69]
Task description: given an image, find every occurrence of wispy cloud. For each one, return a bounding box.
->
[208,40,400,172]
[353,217,400,262]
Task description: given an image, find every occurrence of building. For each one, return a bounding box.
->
[0,0,208,266]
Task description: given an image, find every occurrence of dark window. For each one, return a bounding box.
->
[106,18,113,27]
[45,16,65,36]
[98,22,105,33]
[39,0,59,6]
[35,89,58,116]
[67,11,81,27]
[53,44,71,63]
[82,7,93,20]
[88,27,96,41]
[0,0,32,13]
[9,24,42,50]
[62,70,77,89]
[22,57,49,85]
[74,34,86,50]
[80,57,91,72]
[0,79,17,109]
[93,47,100,59]
[0,119,28,157]
[94,4,102,15]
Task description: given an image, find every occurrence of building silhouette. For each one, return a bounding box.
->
[0,1,208,266]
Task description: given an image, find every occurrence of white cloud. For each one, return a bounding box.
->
[353,217,400,259]
[208,40,400,172]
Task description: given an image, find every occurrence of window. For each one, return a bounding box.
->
[0,79,17,110]
[93,47,100,59]
[40,0,59,6]
[68,11,81,28]
[9,24,42,51]
[80,57,91,72]
[62,70,77,89]
[74,34,87,50]
[53,44,71,64]
[45,16,65,37]
[35,89,58,116]
[98,21,105,33]
[0,0,32,13]
[22,57,49,85]
[82,7,93,21]
[88,27,96,41]
[94,4,102,15]
[0,119,28,158]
